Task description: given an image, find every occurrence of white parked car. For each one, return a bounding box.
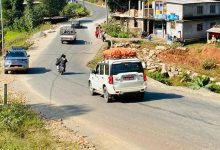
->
[88,58,147,102]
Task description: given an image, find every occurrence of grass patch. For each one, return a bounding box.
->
[4,23,53,51]
[0,92,79,149]
[5,31,32,50]
[147,70,171,86]
[185,43,206,49]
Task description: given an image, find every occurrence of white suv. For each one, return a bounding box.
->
[88,58,147,102]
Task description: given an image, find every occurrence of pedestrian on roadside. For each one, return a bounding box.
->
[102,31,106,42]
[95,26,99,38]
[98,27,103,39]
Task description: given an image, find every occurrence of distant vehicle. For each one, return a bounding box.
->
[88,58,147,102]
[4,48,30,74]
[60,26,76,44]
[71,20,82,29]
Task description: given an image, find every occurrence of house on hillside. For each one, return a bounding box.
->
[111,0,220,41]
[166,0,220,41]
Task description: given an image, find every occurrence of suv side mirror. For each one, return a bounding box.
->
[27,55,30,57]
[91,70,96,74]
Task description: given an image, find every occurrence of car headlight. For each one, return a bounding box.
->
[4,60,12,66]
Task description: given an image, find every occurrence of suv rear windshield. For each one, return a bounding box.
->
[111,62,143,75]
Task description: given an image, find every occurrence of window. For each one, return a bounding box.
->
[104,64,109,75]
[210,5,216,14]
[134,20,138,27]
[197,6,203,15]
[170,22,176,29]
[197,23,203,31]
[210,22,216,28]
[111,62,143,75]
[96,65,100,74]
[100,64,104,75]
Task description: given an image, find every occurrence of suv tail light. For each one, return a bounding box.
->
[108,75,113,84]
[144,73,147,81]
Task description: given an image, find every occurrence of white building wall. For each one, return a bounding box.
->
[166,22,183,38]
[166,4,183,20]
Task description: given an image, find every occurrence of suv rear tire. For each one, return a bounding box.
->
[103,87,111,103]
[4,70,8,74]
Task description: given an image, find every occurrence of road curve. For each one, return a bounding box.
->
[13,2,220,150]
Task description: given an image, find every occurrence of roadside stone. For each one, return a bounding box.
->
[215,82,220,85]
[168,71,174,77]
[210,77,216,82]
[147,65,158,70]
[176,47,188,51]
[149,50,156,58]
[148,68,157,73]
[191,72,198,78]
[46,29,56,33]
[156,45,167,51]
[161,63,168,74]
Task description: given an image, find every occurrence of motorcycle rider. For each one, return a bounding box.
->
[56,54,68,72]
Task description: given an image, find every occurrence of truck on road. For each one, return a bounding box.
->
[60,26,76,44]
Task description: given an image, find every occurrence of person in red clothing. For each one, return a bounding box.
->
[95,26,99,38]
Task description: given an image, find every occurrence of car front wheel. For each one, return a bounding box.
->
[4,70,8,74]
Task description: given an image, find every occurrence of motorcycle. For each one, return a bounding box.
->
[57,64,65,75]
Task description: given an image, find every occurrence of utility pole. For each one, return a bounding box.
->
[105,0,109,25]
[128,0,131,16]
[83,0,85,8]
[0,0,4,56]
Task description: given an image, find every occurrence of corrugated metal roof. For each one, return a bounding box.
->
[207,27,220,33]
[166,0,220,4]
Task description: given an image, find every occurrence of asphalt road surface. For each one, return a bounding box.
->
[13,2,220,150]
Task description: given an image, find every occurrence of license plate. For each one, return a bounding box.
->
[123,76,134,80]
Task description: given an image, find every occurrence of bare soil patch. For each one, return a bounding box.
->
[158,45,220,80]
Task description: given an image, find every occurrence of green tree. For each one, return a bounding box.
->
[23,0,34,31]
[2,0,24,27]
[40,0,67,17]
[32,5,45,27]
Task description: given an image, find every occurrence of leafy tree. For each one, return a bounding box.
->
[23,0,34,31]
[40,0,68,17]
[62,3,89,18]
[32,5,45,27]
[2,0,24,27]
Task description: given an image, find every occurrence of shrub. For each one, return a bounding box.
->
[189,75,210,89]
[118,32,129,38]
[202,58,216,70]
[147,70,171,85]
[170,41,184,49]
[206,83,220,93]
[180,72,191,83]
[105,23,121,37]
[0,103,43,134]
[63,3,89,18]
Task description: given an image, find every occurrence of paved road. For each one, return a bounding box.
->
[12,2,220,150]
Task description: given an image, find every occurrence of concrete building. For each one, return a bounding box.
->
[166,0,220,41]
